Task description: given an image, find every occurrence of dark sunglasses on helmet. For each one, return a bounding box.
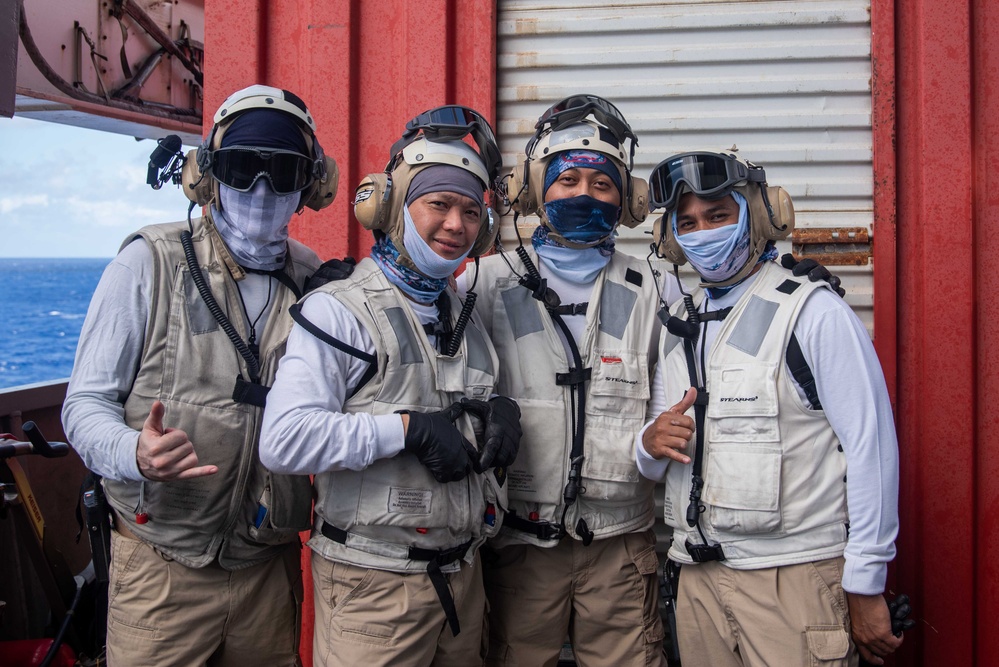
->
[534,94,637,168]
[648,152,766,211]
[211,147,324,195]
[392,105,502,181]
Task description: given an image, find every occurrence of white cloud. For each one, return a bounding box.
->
[0,194,50,214]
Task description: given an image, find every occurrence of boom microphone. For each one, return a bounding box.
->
[150,135,183,168]
[146,135,185,189]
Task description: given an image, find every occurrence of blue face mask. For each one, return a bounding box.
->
[673,191,750,282]
[543,195,620,246]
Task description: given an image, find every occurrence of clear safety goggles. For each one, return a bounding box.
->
[211,146,324,195]
[535,94,637,168]
[648,152,765,211]
[392,105,501,180]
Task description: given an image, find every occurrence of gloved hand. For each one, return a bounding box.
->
[398,404,477,483]
[780,253,845,297]
[305,257,357,292]
[460,396,523,473]
[888,593,916,637]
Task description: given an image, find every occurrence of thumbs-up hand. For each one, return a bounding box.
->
[642,388,697,464]
[136,400,218,481]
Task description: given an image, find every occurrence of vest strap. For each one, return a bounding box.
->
[552,302,588,316]
[318,521,472,637]
[289,303,378,399]
[786,333,822,410]
[232,376,269,407]
[503,510,564,541]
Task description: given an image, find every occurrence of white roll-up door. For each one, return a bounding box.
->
[496,0,874,330]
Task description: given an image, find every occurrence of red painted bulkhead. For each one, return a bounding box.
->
[205,1,999,664]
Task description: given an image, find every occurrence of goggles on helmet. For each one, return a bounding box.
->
[391,105,502,181]
[534,94,637,168]
[211,146,325,195]
[649,152,766,211]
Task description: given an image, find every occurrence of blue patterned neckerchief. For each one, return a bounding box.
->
[370,236,447,304]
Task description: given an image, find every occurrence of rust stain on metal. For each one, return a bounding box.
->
[515,18,538,35]
[792,227,869,244]
[791,227,871,265]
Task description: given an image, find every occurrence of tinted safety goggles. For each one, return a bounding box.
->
[211,147,323,195]
[392,105,502,180]
[648,152,766,211]
[535,94,637,167]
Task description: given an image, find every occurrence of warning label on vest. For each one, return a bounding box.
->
[507,470,536,494]
[388,487,433,515]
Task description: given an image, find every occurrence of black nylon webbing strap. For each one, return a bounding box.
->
[786,333,822,410]
[319,522,472,637]
[232,376,269,407]
[503,510,564,540]
[289,303,378,399]
[552,302,588,316]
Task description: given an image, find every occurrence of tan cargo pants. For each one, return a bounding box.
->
[311,551,487,667]
[675,557,857,667]
[483,529,665,667]
[106,529,303,667]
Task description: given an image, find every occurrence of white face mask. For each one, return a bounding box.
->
[215,181,301,271]
[402,204,472,279]
[673,191,750,282]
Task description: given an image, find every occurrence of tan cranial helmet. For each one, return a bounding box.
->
[352,105,502,273]
[180,84,339,212]
[650,150,795,288]
[507,94,649,247]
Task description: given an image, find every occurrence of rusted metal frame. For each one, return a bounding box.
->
[791,227,871,266]
[117,0,204,86]
[17,2,200,124]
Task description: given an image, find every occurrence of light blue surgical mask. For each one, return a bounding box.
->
[402,204,472,279]
[673,192,750,282]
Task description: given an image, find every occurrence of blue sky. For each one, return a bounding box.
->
[0,116,194,258]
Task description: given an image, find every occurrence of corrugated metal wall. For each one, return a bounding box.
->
[496,0,876,330]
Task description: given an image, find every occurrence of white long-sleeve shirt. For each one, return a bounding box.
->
[62,238,279,482]
[635,271,900,595]
[259,292,439,475]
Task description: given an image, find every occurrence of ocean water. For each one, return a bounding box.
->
[0,258,111,390]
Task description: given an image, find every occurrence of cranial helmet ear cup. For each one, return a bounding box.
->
[620,176,649,229]
[508,154,537,216]
[303,155,340,211]
[759,186,794,240]
[181,147,213,206]
[352,173,392,231]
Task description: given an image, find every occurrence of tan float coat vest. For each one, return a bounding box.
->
[104,217,318,569]
[470,250,660,547]
[309,259,505,573]
[661,262,848,568]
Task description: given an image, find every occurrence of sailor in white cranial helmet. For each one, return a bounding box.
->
[640,150,904,667]
[459,95,696,667]
[260,105,523,666]
[63,84,335,665]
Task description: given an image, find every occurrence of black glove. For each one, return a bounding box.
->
[888,593,916,637]
[399,404,477,483]
[305,257,357,292]
[780,253,845,298]
[460,396,523,473]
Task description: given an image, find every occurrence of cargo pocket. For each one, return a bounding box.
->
[626,531,665,644]
[703,362,783,534]
[805,625,851,666]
